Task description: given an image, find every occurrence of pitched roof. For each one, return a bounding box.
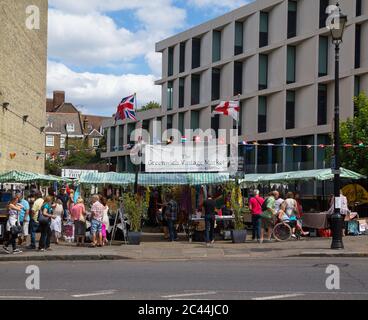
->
[45,113,84,136]
[82,114,111,134]
[54,103,80,114]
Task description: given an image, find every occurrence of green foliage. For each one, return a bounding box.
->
[224,181,245,230]
[137,101,161,113]
[122,193,148,232]
[45,158,63,176]
[339,93,368,176]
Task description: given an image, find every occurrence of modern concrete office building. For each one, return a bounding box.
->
[0,0,48,173]
[102,0,368,176]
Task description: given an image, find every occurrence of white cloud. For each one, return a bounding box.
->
[47,61,161,116]
[48,1,186,76]
[187,0,250,9]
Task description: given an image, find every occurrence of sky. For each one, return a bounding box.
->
[47,0,251,116]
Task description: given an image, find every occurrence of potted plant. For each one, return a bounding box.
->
[229,183,247,243]
[122,193,148,245]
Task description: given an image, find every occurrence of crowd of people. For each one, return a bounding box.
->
[2,187,110,255]
[249,190,309,243]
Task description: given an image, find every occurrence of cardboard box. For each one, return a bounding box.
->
[357,219,368,233]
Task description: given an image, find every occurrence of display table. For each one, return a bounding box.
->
[186,215,235,242]
[302,212,358,230]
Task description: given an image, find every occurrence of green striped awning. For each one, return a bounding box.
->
[79,172,134,186]
[240,168,366,185]
[0,170,68,183]
[79,172,232,186]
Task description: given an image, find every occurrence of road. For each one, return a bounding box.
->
[0,258,367,300]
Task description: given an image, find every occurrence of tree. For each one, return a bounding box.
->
[137,101,161,113]
[339,93,368,176]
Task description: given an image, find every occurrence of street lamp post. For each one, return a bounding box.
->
[327,3,347,250]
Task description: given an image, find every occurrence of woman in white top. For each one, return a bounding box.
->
[3,197,23,254]
[50,199,63,244]
[99,196,110,246]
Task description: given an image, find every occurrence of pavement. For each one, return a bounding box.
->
[1,233,367,262]
[1,258,368,300]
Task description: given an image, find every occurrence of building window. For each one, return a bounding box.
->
[180,42,186,73]
[168,47,174,77]
[110,126,116,152]
[212,68,221,101]
[211,106,220,138]
[234,61,243,96]
[191,110,200,131]
[212,30,222,62]
[46,121,53,128]
[60,137,65,149]
[179,78,185,108]
[167,115,173,130]
[354,76,361,116]
[259,54,268,90]
[191,74,200,105]
[318,84,328,126]
[259,11,269,48]
[234,21,244,55]
[179,113,185,135]
[118,125,124,150]
[142,120,150,132]
[357,0,362,16]
[258,96,267,133]
[355,24,361,69]
[167,81,173,110]
[192,38,201,69]
[319,0,329,29]
[319,36,329,77]
[127,123,135,144]
[287,46,296,84]
[46,135,54,147]
[66,123,75,133]
[288,0,297,38]
[238,101,243,135]
[92,138,100,147]
[286,91,296,130]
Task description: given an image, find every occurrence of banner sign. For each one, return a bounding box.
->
[145,144,228,173]
[61,169,98,179]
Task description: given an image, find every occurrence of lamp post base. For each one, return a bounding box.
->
[330,213,345,250]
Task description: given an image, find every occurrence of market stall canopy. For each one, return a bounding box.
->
[79,172,134,186]
[78,172,231,187]
[240,168,366,186]
[0,170,70,183]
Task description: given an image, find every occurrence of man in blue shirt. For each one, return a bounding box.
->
[16,193,30,246]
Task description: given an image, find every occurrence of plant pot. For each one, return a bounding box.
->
[231,230,247,244]
[128,231,142,245]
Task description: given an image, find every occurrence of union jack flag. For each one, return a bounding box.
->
[115,94,138,122]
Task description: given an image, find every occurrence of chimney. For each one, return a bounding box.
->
[83,116,89,134]
[53,91,65,107]
[46,98,54,112]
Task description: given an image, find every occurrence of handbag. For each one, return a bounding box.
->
[11,223,23,236]
[38,209,50,225]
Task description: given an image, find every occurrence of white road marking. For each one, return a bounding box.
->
[162,291,217,299]
[71,290,117,298]
[252,293,305,300]
[0,296,44,299]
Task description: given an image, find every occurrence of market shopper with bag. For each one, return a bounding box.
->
[2,197,23,254]
[71,197,87,247]
[38,196,56,252]
[27,192,44,250]
[164,193,178,242]
[260,192,277,244]
[249,189,264,242]
[203,194,217,246]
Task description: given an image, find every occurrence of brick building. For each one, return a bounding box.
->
[0,0,48,173]
[45,91,110,159]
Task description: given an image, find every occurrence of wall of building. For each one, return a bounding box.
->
[0,0,48,173]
